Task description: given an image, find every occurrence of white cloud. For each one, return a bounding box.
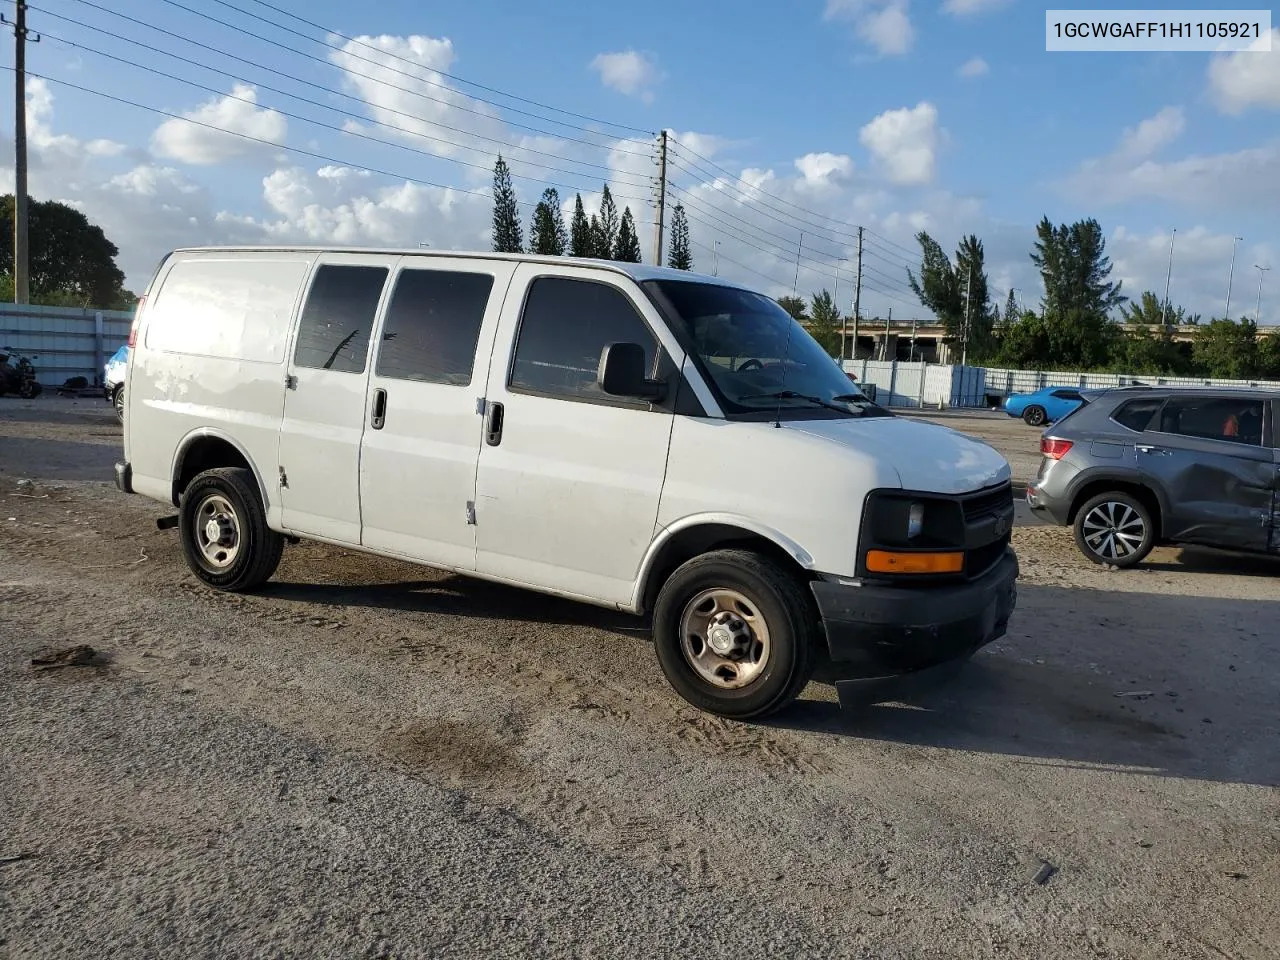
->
[859,102,939,185]
[1063,108,1279,213]
[1207,30,1280,114]
[151,84,287,165]
[958,57,989,78]
[1114,106,1185,162]
[794,152,855,191]
[589,51,663,103]
[824,0,914,56]
[942,0,1012,15]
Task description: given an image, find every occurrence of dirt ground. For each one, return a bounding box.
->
[2,395,1277,959]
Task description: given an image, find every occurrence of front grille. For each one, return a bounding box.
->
[961,482,1013,521]
[965,535,1010,579]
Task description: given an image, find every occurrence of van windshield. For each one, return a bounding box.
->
[642,278,889,419]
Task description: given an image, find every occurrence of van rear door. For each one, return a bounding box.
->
[278,253,392,543]
[358,257,515,569]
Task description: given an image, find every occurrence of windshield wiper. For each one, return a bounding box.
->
[738,390,862,414]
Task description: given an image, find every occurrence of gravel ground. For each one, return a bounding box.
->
[2,396,1278,959]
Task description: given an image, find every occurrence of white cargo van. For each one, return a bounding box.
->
[115,247,1018,718]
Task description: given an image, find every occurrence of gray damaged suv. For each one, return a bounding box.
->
[1025,386,1279,567]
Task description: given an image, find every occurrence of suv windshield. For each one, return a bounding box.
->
[642,278,890,419]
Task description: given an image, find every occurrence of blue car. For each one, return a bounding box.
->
[104,344,129,423]
[1003,385,1084,426]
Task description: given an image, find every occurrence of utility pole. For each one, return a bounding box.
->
[910,316,918,361]
[962,263,973,366]
[1160,228,1176,330]
[652,129,667,266]
[851,226,863,361]
[1256,264,1271,324]
[1225,236,1243,319]
[5,2,38,304]
[791,232,804,296]
[712,240,719,276]
[880,307,892,360]
[835,258,845,360]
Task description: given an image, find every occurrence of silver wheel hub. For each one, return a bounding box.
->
[194,493,241,569]
[1082,501,1145,561]
[678,588,771,690]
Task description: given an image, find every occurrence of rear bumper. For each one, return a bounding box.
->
[114,460,133,495]
[1025,481,1070,526]
[809,549,1018,707]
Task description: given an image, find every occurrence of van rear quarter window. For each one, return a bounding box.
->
[376,269,494,385]
[510,276,657,399]
[143,257,310,362]
[294,264,388,374]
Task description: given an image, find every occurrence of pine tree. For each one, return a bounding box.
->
[490,156,523,253]
[614,207,642,262]
[529,187,567,256]
[598,185,619,259]
[589,214,606,258]
[569,193,592,257]
[667,203,692,270]
[1003,289,1018,327]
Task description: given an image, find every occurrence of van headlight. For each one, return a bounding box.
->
[907,502,924,540]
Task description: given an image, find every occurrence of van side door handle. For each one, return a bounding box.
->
[370,387,387,430]
[1136,444,1169,455]
[485,401,504,446]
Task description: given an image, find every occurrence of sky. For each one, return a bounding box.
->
[0,0,1277,324]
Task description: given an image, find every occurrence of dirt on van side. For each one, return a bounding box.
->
[1,395,1278,960]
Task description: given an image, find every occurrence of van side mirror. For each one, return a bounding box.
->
[597,342,665,401]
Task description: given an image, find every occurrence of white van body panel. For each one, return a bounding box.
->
[125,250,317,524]
[358,257,518,570]
[473,262,685,607]
[276,251,396,544]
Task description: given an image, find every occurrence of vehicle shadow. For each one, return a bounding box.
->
[0,437,121,482]
[775,583,1280,788]
[259,574,651,636]
[1143,547,1280,579]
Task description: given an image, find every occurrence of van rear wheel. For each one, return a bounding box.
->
[179,467,283,591]
[652,549,817,720]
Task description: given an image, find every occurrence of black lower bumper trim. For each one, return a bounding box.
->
[809,549,1018,702]
[114,460,133,495]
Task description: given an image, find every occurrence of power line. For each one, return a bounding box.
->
[34,7,645,180]
[17,69,654,215]
[149,0,651,147]
[687,237,789,290]
[232,0,651,136]
[38,28,654,199]
[57,0,653,158]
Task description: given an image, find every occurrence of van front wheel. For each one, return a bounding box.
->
[179,467,283,592]
[652,549,816,720]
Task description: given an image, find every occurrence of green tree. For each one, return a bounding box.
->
[490,156,523,253]
[906,231,963,341]
[993,311,1052,369]
[597,185,619,259]
[954,234,997,362]
[588,214,606,258]
[614,207,642,262]
[667,203,692,270]
[1029,216,1126,368]
[569,193,592,257]
[1002,290,1018,328]
[1257,332,1280,378]
[528,187,567,256]
[0,195,129,307]
[776,296,807,320]
[1193,318,1259,379]
[808,289,842,356]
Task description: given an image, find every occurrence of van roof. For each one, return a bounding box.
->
[166,245,744,288]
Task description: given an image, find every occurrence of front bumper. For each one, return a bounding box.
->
[809,549,1018,708]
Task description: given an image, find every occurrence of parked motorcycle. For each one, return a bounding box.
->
[0,347,43,399]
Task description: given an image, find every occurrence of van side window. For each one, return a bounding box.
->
[376,269,495,385]
[294,264,387,374]
[510,277,658,401]
[1110,397,1162,432]
[1157,396,1264,446]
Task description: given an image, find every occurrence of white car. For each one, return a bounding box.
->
[115,246,1018,718]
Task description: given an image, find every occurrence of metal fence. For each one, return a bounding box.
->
[0,303,134,386]
[844,359,1280,409]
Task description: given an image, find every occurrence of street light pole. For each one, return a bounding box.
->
[1160,228,1176,331]
[1225,236,1242,319]
[1256,264,1271,324]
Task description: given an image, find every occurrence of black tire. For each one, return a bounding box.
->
[1073,491,1154,569]
[652,549,817,720]
[179,467,283,591]
[1023,405,1047,426]
[19,381,40,399]
[112,384,125,424]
